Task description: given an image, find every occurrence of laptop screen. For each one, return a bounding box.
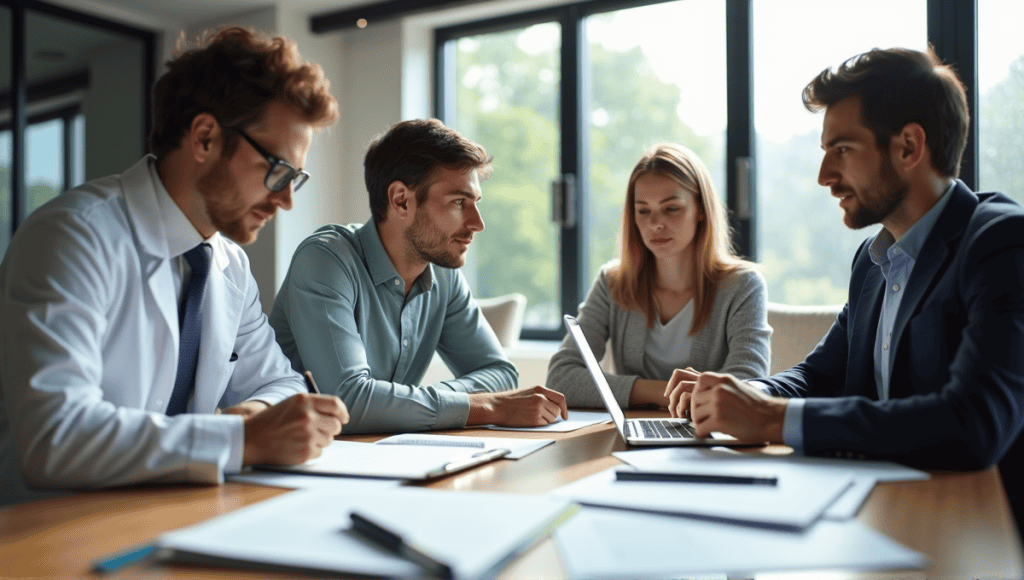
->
[563,315,628,436]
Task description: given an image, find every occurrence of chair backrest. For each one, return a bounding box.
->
[476,293,527,348]
[766,302,843,375]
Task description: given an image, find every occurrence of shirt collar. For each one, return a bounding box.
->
[868,180,956,266]
[356,220,436,292]
[148,157,205,257]
[147,156,228,269]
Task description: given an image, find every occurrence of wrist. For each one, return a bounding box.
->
[630,379,669,407]
[466,393,496,426]
[241,414,264,466]
[763,397,788,443]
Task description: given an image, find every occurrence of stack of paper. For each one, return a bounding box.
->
[613,447,929,520]
[553,506,926,578]
[549,466,852,530]
[376,433,554,459]
[483,410,612,432]
[159,486,577,579]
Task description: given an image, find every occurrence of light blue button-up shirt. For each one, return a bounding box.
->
[781,181,955,450]
[270,221,518,433]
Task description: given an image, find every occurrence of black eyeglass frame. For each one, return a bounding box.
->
[232,128,311,192]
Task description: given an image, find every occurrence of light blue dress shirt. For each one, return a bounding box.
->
[782,182,955,451]
[269,221,518,434]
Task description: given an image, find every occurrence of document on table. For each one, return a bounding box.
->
[254,440,507,480]
[158,487,578,580]
[226,471,403,490]
[483,410,612,432]
[613,447,930,519]
[549,466,852,530]
[553,506,925,578]
[376,433,554,459]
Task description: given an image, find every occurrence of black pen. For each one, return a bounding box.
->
[303,371,320,394]
[615,468,778,486]
[349,511,453,579]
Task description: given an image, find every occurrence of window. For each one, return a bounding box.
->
[438,0,726,338]
[752,0,927,305]
[0,0,153,256]
[437,0,989,340]
[978,0,1024,201]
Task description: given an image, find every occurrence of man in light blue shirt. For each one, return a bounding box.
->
[271,119,568,433]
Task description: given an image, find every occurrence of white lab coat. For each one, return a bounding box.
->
[0,156,304,504]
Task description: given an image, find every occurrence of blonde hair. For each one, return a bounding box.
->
[608,143,753,333]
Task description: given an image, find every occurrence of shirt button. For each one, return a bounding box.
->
[402,339,409,347]
[883,343,889,350]
[394,279,400,286]
[892,284,900,292]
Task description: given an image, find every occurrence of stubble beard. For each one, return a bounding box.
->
[198,155,274,245]
[405,208,466,269]
[843,155,910,230]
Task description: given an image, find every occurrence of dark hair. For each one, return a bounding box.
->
[149,26,338,159]
[363,119,492,223]
[802,46,969,178]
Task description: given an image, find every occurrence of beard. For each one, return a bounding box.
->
[197,155,275,245]
[841,154,910,230]
[404,208,469,269]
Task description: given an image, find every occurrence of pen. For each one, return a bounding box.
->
[303,370,320,394]
[349,511,453,579]
[615,469,778,486]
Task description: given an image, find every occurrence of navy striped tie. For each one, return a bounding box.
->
[167,243,211,416]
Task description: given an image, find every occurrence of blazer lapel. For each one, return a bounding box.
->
[847,262,884,398]
[887,183,976,387]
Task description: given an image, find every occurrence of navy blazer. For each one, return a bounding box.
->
[761,181,1024,486]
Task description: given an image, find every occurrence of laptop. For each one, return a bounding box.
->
[563,314,744,447]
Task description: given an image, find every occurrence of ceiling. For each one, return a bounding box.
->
[84,0,375,25]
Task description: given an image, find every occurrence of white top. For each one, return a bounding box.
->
[642,301,695,380]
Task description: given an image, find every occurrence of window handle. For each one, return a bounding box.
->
[735,157,752,220]
[551,173,576,228]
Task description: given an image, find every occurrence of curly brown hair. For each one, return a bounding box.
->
[149,26,338,159]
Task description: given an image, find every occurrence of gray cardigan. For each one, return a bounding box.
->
[547,266,771,408]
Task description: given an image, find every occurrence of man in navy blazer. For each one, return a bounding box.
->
[665,47,1024,524]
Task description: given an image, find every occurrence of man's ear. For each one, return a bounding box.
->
[891,122,927,174]
[387,181,414,221]
[189,113,222,163]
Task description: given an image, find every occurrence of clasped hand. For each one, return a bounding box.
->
[664,369,786,443]
[468,385,569,427]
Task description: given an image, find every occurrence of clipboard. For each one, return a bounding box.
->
[254,440,510,480]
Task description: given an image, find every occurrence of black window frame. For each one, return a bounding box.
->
[0,0,155,238]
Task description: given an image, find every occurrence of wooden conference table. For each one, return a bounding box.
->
[1,411,1021,579]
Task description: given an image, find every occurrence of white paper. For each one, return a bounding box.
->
[257,440,500,480]
[613,447,930,482]
[376,433,554,459]
[549,466,852,530]
[160,487,576,580]
[612,447,929,520]
[226,471,402,490]
[483,410,612,432]
[553,506,926,578]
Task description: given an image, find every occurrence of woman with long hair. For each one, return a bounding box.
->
[547,143,770,409]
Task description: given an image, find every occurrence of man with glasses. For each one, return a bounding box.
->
[270,119,568,433]
[0,27,348,505]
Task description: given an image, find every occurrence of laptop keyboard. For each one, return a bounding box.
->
[634,419,697,439]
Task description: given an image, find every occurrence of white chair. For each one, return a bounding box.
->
[766,302,843,375]
[476,293,527,349]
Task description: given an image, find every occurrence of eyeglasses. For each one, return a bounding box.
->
[233,128,310,192]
